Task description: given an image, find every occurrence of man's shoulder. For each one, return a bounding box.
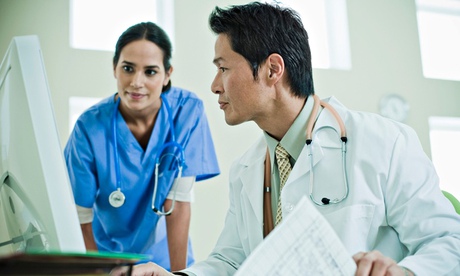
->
[325,96,420,147]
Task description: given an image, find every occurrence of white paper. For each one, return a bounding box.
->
[235,196,356,275]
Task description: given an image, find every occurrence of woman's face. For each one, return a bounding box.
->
[114,39,172,116]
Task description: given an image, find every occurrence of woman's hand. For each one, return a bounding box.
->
[111,262,175,276]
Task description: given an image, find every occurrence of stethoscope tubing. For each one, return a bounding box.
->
[112,98,122,194]
[111,94,184,215]
[306,95,349,206]
[307,126,349,205]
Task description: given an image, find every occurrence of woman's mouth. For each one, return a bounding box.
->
[128,92,146,100]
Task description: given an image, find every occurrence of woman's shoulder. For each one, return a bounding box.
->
[75,94,116,127]
[163,86,203,106]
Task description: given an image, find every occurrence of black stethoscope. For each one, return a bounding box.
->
[108,94,184,216]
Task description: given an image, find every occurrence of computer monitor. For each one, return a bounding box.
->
[0,35,86,254]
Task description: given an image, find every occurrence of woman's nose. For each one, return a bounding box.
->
[130,72,144,88]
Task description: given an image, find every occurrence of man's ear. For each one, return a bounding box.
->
[266,53,285,84]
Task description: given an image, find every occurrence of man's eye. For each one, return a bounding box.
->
[219,67,227,73]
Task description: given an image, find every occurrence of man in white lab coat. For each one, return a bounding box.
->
[116,2,460,275]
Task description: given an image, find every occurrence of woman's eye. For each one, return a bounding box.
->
[219,67,227,73]
[122,66,133,73]
[145,69,157,76]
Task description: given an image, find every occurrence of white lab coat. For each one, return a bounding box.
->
[184,97,460,276]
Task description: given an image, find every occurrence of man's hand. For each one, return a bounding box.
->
[352,251,413,276]
[110,262,175,276]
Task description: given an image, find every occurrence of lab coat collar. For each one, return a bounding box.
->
[263,95,315,173]
[286,96,346,185]
[313,96,347,149]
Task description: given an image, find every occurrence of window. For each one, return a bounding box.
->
[416,0,460,81]
[69,97,102,134]
[264,0,351,70]
[429,116,460,199]
[69,0,174,52]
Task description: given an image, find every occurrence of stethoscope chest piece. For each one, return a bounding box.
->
[109,188,125,208]
[109,95,183,214]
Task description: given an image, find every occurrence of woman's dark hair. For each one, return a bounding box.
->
[113,22,173,92]
[209,2,314,98]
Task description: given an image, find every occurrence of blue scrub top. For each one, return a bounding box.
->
[64,87,220,270]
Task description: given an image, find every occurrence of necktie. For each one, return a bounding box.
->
[275,144,292,225]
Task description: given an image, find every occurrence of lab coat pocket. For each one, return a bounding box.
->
[322,204,375,255]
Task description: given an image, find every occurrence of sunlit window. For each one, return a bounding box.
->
[69,0,174,52]
[69,97,102,134]
[416,0,460,81]
[268,0,351,70]
[429,116,460,199]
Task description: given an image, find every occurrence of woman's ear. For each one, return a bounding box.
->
[164,66,174,86]
[266,53,285,84]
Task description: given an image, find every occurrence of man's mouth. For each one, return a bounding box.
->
[218,101,228,109]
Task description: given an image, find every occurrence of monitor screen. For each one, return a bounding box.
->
[0,35,86,255]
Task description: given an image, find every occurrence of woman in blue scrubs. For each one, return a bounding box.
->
[64,22,220,271]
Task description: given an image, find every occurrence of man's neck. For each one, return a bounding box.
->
[258,96,307,141]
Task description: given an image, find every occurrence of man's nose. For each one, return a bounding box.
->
[211,74,223,94]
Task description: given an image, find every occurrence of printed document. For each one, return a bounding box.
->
[235,196,356,275]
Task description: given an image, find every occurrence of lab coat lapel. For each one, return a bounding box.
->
[285,98,343,186]
[287,140,324,184]
[314,97,345,148]
[236,138,267,232]
[240,152,265,227]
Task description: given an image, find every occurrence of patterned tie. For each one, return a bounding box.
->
[275,144,292,225]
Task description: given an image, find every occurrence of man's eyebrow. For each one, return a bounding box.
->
[213,57,224,65]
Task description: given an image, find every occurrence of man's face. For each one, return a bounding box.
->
[211,34,270,126]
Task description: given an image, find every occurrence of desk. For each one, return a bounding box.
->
[0,251,145,275]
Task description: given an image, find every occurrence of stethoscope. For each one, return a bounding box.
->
[263,95,349,208]
[306,94,349,206]
[260,95,349,235]
[109,94,184,216]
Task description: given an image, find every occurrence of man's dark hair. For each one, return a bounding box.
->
[209,2,314,98]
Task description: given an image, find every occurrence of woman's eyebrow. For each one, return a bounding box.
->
[121,60,160,69]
